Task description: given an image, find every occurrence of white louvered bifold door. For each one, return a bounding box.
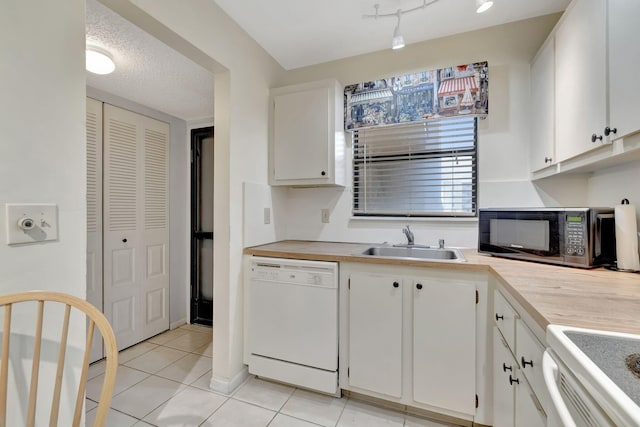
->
[86,98,104,362]
[103,104,170,350]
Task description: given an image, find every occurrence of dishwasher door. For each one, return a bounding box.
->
[249,257,338,372]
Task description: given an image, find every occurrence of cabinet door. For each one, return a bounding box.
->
[493,328,516,427]
[515,378,547,427]
[348,272,403,398]
[273,87,331,181]
[412,278,475,415]
[608,0,640,140]
[530,40,555,172]
[516,320,547,409]
[555,0,607,161]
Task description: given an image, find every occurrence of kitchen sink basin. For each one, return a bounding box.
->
[359,246,466,262]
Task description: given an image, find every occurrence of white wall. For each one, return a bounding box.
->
[102,0,285,392]
[275,15,582,248]
[0,1,86,424]
[588,159,640,222]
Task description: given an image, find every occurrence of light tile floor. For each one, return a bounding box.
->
[86,324,460,427]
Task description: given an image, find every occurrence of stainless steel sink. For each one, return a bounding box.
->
[359,246,466,262]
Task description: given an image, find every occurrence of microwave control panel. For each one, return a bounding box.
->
[565,213,586,256]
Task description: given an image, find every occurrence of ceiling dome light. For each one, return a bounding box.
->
[476,0,494,13]
[86,46,115,75]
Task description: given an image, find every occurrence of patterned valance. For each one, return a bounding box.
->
[344,61,488,131]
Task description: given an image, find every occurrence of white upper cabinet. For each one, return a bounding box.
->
[269,79,346,186]
[608,0,640,140]
[531,0,640,176]
[554,0,607,163]
[530,39,555,172]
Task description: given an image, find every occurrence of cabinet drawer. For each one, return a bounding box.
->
[494,290,518,349]
[515,319,547,408]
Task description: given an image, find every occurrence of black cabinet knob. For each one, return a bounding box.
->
[122,238,127,243]
[321,170,326,176]
[521,356,533,368]
[604,126,617,137]
[393,281,399,288]
[509,375,519,386]
[416,283,423,290]
[495,313,504,321]
[503,363,512,372]
[591,134,603,143]
[544,157,552,164]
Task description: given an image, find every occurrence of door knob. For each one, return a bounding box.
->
[521,356,533,368]
[604,126,617,137]
[503,363,512,372]
[393,281,399,288]
[495,313,504,321]
[416,283,423,290]
[122,238,127,243]
[509,375,519,386]
[591,134,603,143]
[544,157,552,164]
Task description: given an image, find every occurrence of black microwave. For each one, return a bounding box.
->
[478,208,616,268]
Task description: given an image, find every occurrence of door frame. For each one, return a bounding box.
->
[190,126,214,325]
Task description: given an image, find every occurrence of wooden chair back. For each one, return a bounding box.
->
[0,291,117,427]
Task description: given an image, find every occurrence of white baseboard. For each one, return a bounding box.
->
[170,318,187,330]
[209,366,249,395]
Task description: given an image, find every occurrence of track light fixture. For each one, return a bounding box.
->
[363,0,439,50]
[391,11,405,50]
[364,0,495,49]
[476,0,494,13]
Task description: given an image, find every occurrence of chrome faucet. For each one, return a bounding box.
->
[402,225,414,246]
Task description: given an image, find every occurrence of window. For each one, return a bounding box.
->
[352,117,477,217]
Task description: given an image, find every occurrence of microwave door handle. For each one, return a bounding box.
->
[542,351,578,427]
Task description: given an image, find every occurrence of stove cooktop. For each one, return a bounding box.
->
[565,331,640,407]
[547,325,640,427]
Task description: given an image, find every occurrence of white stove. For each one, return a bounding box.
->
[544,325,640,426]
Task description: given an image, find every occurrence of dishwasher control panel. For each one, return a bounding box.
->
[252,262,337,288]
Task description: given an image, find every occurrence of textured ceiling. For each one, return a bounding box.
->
[214,0,570,70]
[86,0,214,122]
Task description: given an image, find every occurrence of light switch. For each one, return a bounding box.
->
[264,207,271,224]
[6,204,58,245]
[321,208,330,224]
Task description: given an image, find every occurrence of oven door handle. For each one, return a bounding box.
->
[542,350,578,427]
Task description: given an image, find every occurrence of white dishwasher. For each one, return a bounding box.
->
[248,256,338,394]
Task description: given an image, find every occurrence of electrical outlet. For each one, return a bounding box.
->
[263,207,271,224]
[321,208,330,224]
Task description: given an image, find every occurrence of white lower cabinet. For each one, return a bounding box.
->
[340,263,487,424]
[494,328,546,427]
[348,272,403,397]
[412,277,476,415]
[493,290,547,426]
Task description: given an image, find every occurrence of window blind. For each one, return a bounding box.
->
[352,117,477,217]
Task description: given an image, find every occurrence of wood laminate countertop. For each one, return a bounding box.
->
[244,240,640,335]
